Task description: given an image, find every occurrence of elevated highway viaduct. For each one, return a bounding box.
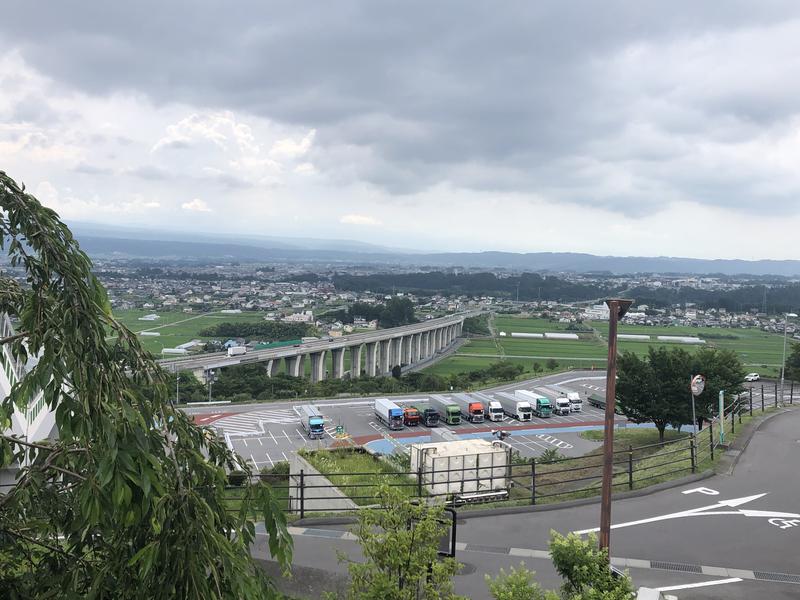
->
[158,312,477,383]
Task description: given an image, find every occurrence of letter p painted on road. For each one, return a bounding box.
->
[682,487,719,496]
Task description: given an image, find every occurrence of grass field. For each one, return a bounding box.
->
[300,448,414,505]
[112,309,281,355]
[425,314,788,378]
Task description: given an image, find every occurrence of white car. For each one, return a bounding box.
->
[744,373,760,382]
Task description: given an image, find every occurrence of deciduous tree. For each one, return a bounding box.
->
[0,171,291,598]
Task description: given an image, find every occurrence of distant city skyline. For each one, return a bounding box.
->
[2,2,800,260]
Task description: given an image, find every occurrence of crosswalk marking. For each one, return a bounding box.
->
[214,408,300,434]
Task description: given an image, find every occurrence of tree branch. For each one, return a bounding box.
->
[0,331,27,345]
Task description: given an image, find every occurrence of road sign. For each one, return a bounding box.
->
[690,374,706,396]
[335,425,344,435]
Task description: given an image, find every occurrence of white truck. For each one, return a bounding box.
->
[227,346,247,357]
[553,397,571,416]
[473,392,504,422]
[566,391,583,413]
[497,391,532,422]
[374,397,404,430]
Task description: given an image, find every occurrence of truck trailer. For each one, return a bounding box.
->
[374,398,405,430]
[452,393,485,423]
[294,404,325,439]
[227,346,247,357]
[430,395,462,425]
[497,392,532,421]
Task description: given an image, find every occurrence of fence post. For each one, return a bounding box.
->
[299,469,305,520]
[417,466,423,498]
[739,400,742,425]
[761,386,765,412]
[530,459,536,505]
[749,388,753,417]
[775,382,778,408]
[791,381,794,405]
[690,437,696,474]
[709,420,714,461]
[731,405,735,435]
[627,445,633,491]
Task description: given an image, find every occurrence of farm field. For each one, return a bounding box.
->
[425,314,788,378]
[112,309,276,355]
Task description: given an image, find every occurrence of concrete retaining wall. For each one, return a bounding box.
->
[289,453,358,514]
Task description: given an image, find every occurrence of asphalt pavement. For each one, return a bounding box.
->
[253,405,800,599]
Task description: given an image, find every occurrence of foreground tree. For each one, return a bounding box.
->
[784,342,800,383]
[336,485,463,600]
[0,171,291,598]
[690,347,745,427]
[617,346,746,439]
[616,347,693,442]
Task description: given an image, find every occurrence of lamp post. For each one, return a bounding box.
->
[780,312,797,406]
[599,298,633,553]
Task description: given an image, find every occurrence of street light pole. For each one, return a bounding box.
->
[780,313,797,407]
[599,298,633,553]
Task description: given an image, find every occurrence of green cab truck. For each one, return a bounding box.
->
[533,396,552,418]
[430,394,461,425]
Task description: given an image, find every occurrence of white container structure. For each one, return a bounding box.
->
[656,336,705,344]
[510,332,544,339]
[543,332,580,340]
[409,439,510,500]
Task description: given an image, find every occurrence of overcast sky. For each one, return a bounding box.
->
[2,2,800,259]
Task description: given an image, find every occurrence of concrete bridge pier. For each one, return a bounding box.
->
[349,344,363,378]
[265,359,281,377]
[310,350,327,383]
[402,334,413,364]
[378,339,391,375]
[331,348,346,379]
[411,333,422,363]
[192,368,206,382]
[392,337,403,367]
[285,354,305,378]
[364,342,378,377]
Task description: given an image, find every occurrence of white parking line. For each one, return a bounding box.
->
[269,431,277,444]
[243,439,249,448]
[265,453,274,467]
[282,429,291,442]
[282,452,289,462]
[258,438,263,446]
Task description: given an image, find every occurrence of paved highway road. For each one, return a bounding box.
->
[253,406,800,599]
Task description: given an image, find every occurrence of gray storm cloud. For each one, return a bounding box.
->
[2,1,800,225]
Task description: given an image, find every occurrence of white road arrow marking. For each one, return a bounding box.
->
[573,494,768,534]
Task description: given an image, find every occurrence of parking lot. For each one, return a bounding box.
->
[214,374,618,468]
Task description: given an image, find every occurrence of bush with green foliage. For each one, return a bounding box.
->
[486,533,634,600]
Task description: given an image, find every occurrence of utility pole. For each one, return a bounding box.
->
[780,313,797,406]
[599,298,632,553]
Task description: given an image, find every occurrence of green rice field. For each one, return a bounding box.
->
[425,314,788,378]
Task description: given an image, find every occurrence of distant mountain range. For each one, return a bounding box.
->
[67,221,800,276]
